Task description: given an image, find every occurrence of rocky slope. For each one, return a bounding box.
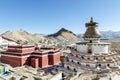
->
[1,29,45,45]
[47,28,78,41]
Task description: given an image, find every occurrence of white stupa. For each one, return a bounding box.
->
[64,17,120,74]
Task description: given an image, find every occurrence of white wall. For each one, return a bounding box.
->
[92,44,109,54]
[76,43,109,54]
[77,44,87,53]
[90,64,96,68]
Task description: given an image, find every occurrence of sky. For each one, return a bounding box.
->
[0,0,120,34]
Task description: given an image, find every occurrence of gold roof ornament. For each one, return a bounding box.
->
[90,17,93,23]
[83,17,101,41]
[85,17,98,27]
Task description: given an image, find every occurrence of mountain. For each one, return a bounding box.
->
[47,28,78,41]
[1,29,45,45]
[77,31,120,39]
[100,31,120,39]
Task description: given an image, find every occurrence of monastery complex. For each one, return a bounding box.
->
[1,45,61,68]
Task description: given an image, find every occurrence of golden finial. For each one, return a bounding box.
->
[90,17,93,23]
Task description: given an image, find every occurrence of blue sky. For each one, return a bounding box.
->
[0,0,120,34]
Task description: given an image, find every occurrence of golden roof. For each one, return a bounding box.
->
[83,17,101,38]
[84,27,100,37]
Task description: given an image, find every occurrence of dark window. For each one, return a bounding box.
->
[81,56,84,59]
[107,64,110,67]
[98,64,101,67]
[88,49,92,53]
[90,40,92,43]
[71,60,74,62]
[77,62,80,64]
[48,56,52,65]
[67,66,70,69]
[104,57,106,59]
[96,57,98,60]
[76,55,78,57]
[73,68,77,72]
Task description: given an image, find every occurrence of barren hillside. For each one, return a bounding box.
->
[1,29,45,45]
[47,28,78,41]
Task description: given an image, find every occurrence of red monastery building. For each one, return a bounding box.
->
[1,45,61,68]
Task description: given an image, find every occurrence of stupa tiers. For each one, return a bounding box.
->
[64,17,120,74]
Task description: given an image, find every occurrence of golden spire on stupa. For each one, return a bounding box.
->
[83,17,101,42]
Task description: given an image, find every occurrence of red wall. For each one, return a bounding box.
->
[21,56,31,66]
[7,48,35,53]
[1,55,31,67]
[39,55,48,68]
[53,52,60,65]
[49,52,60,65]
[49,55,54,65]
[31,58,39,68]
[1,56,21,67]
